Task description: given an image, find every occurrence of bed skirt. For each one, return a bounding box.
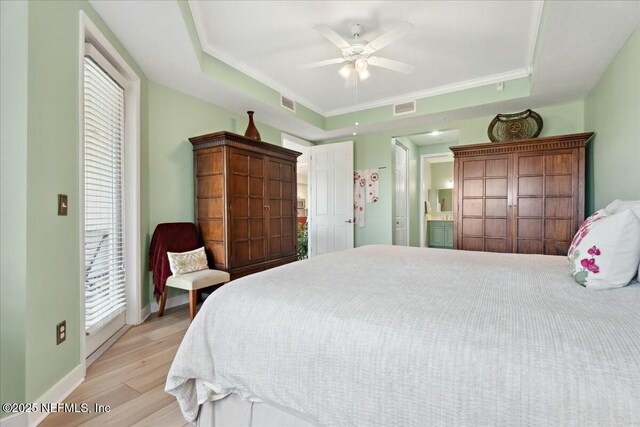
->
[196,393,318,427]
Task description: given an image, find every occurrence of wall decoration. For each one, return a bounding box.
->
[487,109,543,142]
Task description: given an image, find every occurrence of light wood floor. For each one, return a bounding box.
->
[41,306,191,427]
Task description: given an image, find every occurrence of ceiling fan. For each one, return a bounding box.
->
[302,23,415,84]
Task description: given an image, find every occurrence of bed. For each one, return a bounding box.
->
[166,245,640,426]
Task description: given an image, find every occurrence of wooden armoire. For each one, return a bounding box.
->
[189,131,301,280]
[451,132,593,255]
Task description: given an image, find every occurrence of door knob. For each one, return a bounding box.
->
[345,219,352,223]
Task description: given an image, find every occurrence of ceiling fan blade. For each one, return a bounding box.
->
[367,56,415,74]
[363,22,414,54]
[299,57,347,69]
[314,24,352,50]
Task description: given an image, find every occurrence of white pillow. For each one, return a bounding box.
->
[568,209,640,289]
[605,199,640,216]
[605,200,640,281]
[167,247,209,276]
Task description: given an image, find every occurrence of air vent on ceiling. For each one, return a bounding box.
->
[280,95,296,112]
[393,101,416,116]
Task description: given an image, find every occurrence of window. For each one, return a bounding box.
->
[83,50,127,335]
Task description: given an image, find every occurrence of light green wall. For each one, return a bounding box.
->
[1,0,29,414]
[0,0,149,408]
[320,102,585,247]
[147,81,285,303]
[584,28,640,213]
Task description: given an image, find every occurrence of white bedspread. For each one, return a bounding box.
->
[166,245,640,426]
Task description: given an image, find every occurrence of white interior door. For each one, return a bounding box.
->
[394,142,409,246]
[309,141,354,256]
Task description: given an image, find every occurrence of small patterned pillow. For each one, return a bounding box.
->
[167,247,209,276]
[568,209,640,289]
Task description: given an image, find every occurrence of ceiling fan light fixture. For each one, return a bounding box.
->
[355,58,368,71]
[338,63,353,79]
[357,68,370,81]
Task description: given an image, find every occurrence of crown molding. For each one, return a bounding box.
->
[324,68,530,117]
[526,1,545,73]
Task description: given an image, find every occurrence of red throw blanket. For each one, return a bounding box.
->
[149,222,200,301]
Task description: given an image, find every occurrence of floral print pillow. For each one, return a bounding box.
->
[568,209,640,289]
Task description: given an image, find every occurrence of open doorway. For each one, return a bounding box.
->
[420,154,455,248]
[282,134,312,259]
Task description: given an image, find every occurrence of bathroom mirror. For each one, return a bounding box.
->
[438,188,453,213]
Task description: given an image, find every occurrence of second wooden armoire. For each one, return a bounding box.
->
[451,132,593,255]
[189,131,301,280]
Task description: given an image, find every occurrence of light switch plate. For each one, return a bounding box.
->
[58,194,68,216]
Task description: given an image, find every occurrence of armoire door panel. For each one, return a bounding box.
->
[231,153,250,174]
[518,176,543,196]
[232,218,250,240]
[462,218,483,236]
[282,199,293,216]
[462,237,484,251]
[463,179,484,197]
[463,199,483,216]
[281,181,293,198]
[517,198,542,217]
[463,161,484,178]
[485,239,507,253]
[517,240,543,254]
[485,178,508,197]
[485,158,508,177]
[249,157,264,176]
[545,240,569,256]
[485,218,507,238]
[485,198,507,217]
[545,219,573,241]
[545,198,573,218]
[267,158,297,260]
[231,175,249,196]
[517,155,543,175]
[231,198,249,217]
[545,153,573,174]
[517,219,542,239]
[249,177,264,196]
[545,175,572,196]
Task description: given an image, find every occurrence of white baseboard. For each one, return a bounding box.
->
[24,363,85,426]
[140,303,151,323]
[149,293,189,313]
[0,412,27,427]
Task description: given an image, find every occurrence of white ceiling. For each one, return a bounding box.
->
[88,0,640,142]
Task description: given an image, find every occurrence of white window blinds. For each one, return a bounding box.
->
[83,54,127,335]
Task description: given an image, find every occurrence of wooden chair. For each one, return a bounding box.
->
[158,269,230,321]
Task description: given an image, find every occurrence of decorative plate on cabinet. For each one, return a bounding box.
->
[487,109,543,142]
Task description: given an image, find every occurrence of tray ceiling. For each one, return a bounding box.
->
[189,1,541,115]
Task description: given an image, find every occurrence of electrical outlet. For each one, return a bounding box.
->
[56,321,66,345]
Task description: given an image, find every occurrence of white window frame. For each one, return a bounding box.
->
[78,11,141,364]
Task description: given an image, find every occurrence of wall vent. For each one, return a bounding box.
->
[280,95,296,112]
[393,101,416,116]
